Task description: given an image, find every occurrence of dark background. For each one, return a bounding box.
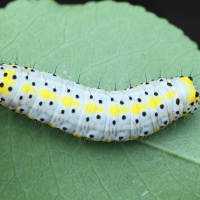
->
[1,0,200,48]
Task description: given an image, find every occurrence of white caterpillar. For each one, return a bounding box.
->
[0,63,199,142]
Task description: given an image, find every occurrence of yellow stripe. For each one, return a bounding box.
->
[148,97,164,109]
[165,90,175,99]
[180,77,192,85]
[130,103,147,115]
[61,95,81,108]
[136,85,140,88]
[188,89,196,103]
[21,83,36,94]
[84,102,105,114]
[108,104,128,117]
[73,133,84,138]
[153,127,161,133]
[27,114,34,120]
[39,89,58,100]
[48,123,56,128]
[0,69,17,97]
[102,139,113,142]
[129,136,139,140]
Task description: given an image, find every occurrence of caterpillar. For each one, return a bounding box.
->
[0,63,199,142]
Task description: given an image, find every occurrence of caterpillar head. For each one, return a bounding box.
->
[180,76,199,116]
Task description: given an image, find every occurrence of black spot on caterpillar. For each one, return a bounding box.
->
[0,63,199,142]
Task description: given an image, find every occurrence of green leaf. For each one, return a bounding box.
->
[0,1,200,199]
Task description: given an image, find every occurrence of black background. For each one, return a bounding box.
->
[1,0,200,48]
